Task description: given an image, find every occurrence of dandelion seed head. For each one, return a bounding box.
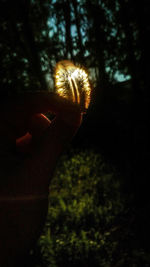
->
[54,60,91,110]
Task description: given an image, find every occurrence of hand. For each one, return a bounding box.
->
[0,92,82,266]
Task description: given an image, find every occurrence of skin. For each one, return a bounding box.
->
[0,92,82,266]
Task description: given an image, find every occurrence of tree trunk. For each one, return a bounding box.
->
[63,0,73,59]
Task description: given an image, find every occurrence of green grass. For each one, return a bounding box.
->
[32,149,150,267]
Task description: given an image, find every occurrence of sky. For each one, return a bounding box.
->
[47,14,131,84]
[114,71,131,82]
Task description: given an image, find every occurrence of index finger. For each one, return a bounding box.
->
[0,92,82,141]
[1,92,81,118]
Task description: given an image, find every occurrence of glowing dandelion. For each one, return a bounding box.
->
[54,60,91,111]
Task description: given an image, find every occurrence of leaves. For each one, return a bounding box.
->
[32,149,150,267]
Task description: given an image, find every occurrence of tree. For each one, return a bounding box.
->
[0,0,50,94]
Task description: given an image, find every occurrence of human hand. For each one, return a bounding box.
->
[0,92,82,266]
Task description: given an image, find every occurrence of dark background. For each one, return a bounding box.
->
[0,0,150,265]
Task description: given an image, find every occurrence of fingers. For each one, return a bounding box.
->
[16,114,51,153]
[19,111,82,195]
[0,92,83,199]
[2,92,81,118]
[1,92,81,140]
[16,133,32,154]
[28,113,51,139]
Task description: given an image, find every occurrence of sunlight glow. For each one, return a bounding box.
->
[54,60,91,110]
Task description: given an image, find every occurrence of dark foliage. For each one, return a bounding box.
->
[31,150,150,267]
